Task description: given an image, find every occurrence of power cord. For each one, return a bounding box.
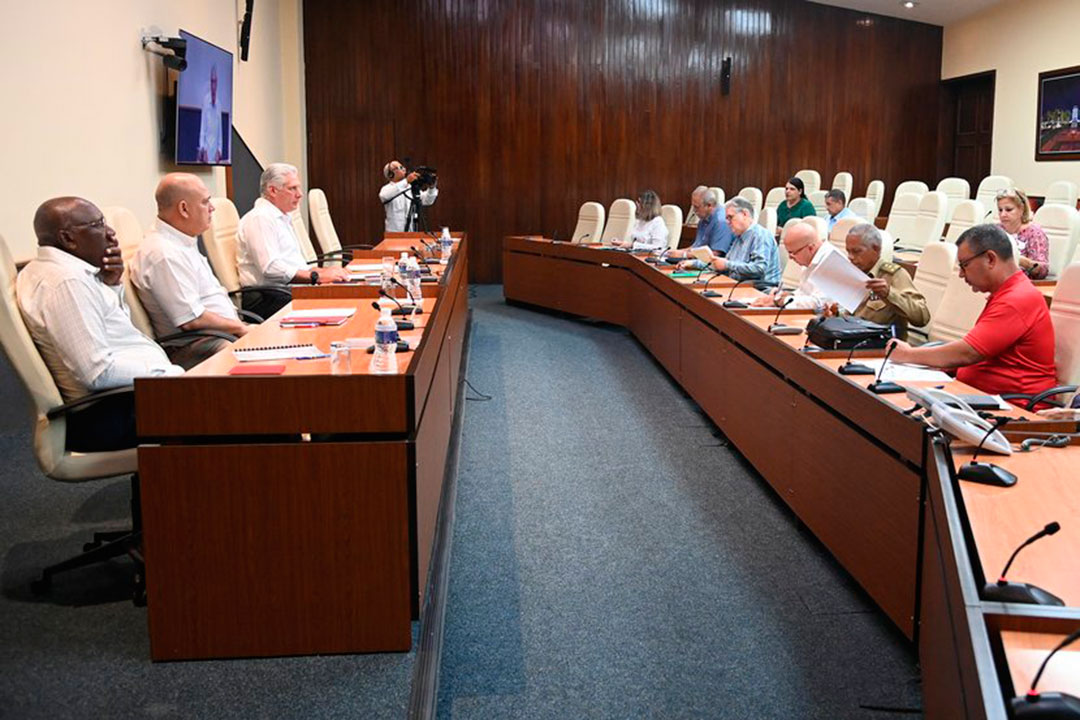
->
[464,378,492,402]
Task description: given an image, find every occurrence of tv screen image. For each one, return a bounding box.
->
[175,30,233,165]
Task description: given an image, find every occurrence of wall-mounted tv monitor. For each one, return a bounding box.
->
[175,30,233,165]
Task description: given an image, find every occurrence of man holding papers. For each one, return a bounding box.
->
[887,224,1056,400]
[824,223,929,340]
[678,197,779,289]
[750,221,837,311]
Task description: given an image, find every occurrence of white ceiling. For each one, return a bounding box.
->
[807,0,1004,26]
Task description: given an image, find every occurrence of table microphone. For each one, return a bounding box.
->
[574,233,591,245]
[868,342,904,394]
[370,301,414,330]
[380,287,421,316]
[717,277,749,304]
[1010,626,1080,718]
[645,247,669,265]
[958,416,1018,486]
[410,246,437,264]
[388,277,426,313]
[839,339,876,375]
[982,522,1065,606]
[768,297,803,335]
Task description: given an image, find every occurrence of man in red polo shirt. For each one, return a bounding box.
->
[886,224,1056,399]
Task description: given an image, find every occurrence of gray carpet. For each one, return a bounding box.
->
[0,352,417,719]
[436,286,922,718]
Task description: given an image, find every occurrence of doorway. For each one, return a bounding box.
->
[938,71,995,191]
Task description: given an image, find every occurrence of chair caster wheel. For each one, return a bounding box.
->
[30,577,51,596]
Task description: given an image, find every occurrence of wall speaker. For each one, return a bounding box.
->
[721,57,732,96]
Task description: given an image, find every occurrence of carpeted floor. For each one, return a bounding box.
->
[435,285,922,719]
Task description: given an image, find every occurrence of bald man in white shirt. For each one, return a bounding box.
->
[131,173,247,369]
[17,197,183,451]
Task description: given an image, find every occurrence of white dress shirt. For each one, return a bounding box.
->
[379,179,438,232]
[789,242,840,311]
[16,246,182,401]
[629,216,670,252]
[131,218,239,338]
[198,93,222,163]
[237,197,307,287]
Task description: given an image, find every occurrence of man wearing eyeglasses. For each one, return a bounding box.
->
[16,197,183,451]
[749,221,837,310]
[887,224,1056,400]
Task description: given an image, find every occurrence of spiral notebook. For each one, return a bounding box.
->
[233,344,328,362]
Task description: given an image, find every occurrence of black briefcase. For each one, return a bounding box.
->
[805,316,893,350]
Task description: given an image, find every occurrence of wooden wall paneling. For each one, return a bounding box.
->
[304,0,943,282]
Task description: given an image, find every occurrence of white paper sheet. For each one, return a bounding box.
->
[280,307,357,320]
[807,250,870,312]
[860,358,953,382]
[348,263,385,273]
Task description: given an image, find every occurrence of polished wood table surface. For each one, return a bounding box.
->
[503,236,1080,718]
[135,241,470,661]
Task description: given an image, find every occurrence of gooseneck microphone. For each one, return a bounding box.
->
[1011,626,1080,718]
[370,301,414,330]
[768,297,802,335]
[644,246,669,264]
[958,416,1018,486]
[717,277,750,304]
[410,246,437,264]
[868,341,904,394]
[839,339,875,376]
[381,285,423,316]
[982,521,1065,606]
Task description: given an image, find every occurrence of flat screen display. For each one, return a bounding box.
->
[175,30,233,165]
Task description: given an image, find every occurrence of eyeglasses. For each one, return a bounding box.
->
[958,249,988,271]
[67,217,106,231]
[789,243,814,258]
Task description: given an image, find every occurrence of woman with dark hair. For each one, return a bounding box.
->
[776,177,816,227]
[612,190,669,252]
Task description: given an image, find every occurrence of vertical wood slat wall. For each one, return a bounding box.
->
[303,0,943,283]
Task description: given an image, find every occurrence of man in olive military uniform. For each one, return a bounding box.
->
[826,223,930,340]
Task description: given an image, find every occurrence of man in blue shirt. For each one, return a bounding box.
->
[680,197,781,290]
[667,188,733,259]
[825,189,855,232]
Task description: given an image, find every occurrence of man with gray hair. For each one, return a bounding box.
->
[680,196,780,289]
[684,185,707,228]
[237,162,349,317]
[668,186,733,259]
[825,222,928,340]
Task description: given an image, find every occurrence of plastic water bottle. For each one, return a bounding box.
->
[371,307,398,374]
[405,257,423,303]
[439,227,452,265]
[397,252,410,279]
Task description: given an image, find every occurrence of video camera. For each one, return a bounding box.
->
[410,166,437,192]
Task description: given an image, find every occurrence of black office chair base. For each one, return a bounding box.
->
[31,530,143,598]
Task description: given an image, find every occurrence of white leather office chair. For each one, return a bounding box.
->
[892,181,929,212]
[309,188,372,263]
[879,229,895,264]
[764,186,786,212]
[660,204,683,250]
[0,234,141,596]
[943,199,987,243]
[290,208,322,265]
[831,172,853,200]
[866,180,886,220]
[935,177,971,223]
[1032,203,1080,278]
[927,266,987,344]
[738,187,763,214]
[974,175,1013,210]
[802,215,828,241]
[600,198,635,245]
[709,187,725,207]
[1045,180,1079,209]
[1047,263,1080,404]
[757,206,777,237]
[795,169,821,195]
[848,198,874,221]
[101,206,157,338]
[571,201,605,244]
[827,217,861,252]
[778,219,803,288]
[884,193,920,250]
[910,241,957,340]
[908,191,948,251]
[202,198,289,314]
[809,190,828,218]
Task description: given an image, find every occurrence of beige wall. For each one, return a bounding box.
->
[943,0,1080,196]
[0,0,305,261]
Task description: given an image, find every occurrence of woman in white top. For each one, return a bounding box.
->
[612,190,668,252]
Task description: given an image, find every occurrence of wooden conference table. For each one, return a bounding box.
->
[133,236,469,661]
[502,237,1079,718]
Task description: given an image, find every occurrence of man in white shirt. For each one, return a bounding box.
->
[379,160,438,232]
[751,221,838,312]
[131,173,247,369]
[197,65,223,163]
[237,162,349,317]
[17,197,183,451]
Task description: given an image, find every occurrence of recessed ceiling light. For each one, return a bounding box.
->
[901,0,918,8]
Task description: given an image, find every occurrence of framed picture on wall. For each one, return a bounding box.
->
[1036,65,1080,161]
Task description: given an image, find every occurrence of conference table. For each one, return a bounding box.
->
[502,236,1079,719]
[133,236,469,661]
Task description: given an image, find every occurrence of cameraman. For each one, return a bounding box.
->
[379,159,438,232]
